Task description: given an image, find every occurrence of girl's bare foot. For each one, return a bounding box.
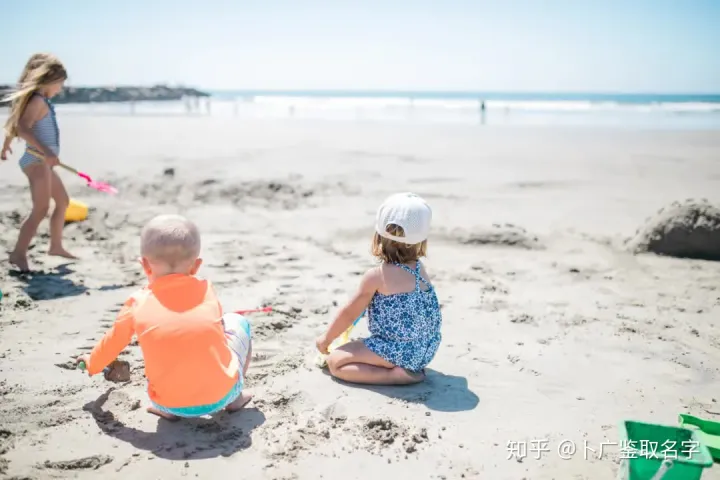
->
[9,251,30,272]
[146,407,180,422]
[225,391,253,413]
[48,247,78,259]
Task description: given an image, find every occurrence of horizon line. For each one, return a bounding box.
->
[2,83,719,97]
[207,88,720,96]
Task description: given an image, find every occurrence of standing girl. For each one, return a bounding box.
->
[2,53,76,272]
[316,192,443,385]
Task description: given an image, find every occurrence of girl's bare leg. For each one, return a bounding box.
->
[326,340,425,385]
[48,169,76,259]
[9,163,51,271]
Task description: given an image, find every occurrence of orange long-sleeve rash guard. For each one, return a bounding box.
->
[88,274,239,408]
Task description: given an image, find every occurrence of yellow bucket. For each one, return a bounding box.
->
[65,198,89,223]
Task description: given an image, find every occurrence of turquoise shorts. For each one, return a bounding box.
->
[150,313,251,417]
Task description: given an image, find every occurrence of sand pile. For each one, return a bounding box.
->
[626,199,720,261]
[92,172,359,211]
[446,223,542,250]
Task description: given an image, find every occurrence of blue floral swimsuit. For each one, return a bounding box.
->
[364,261,442,372]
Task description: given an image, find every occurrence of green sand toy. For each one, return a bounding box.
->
[77,361,110,376]
[619,420,713,480]
[679,414,720,462]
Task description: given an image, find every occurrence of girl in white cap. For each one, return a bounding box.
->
[316,193,442,385]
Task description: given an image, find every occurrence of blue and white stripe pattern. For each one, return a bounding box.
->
[18,94,60,169]
[224,313,252,374]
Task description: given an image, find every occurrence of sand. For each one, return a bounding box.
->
[1,116,719,480]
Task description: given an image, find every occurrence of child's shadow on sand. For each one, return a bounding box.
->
[83,388,266,460]
[329,368,479,412]
[11,264,88,300]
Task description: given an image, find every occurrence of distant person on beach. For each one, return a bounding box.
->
[316,193,442,385]
[76,215,254,421]
[1,53,76,272]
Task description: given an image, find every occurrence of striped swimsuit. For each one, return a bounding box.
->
[18,94,59,169]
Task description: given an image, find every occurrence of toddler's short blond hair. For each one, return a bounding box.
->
[141,214,201,273]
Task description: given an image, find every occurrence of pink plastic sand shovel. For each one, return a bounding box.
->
[26,150,118,195]
[59,163,118,195]
[235,306,273,315]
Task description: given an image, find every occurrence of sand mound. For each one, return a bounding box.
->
[88,172,358,211]
[447,223,542,250]
[626,200,720,261]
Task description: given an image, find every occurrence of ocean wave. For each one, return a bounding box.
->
[240,95,720,114]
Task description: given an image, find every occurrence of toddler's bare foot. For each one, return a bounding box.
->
[225,391,253,413]
[9,251,29,272]
[48,247,78,259]
[146,407,180,422]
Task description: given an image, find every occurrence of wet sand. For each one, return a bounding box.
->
[1,116,719,479]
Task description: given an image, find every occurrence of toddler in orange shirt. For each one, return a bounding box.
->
[76,214,252,420]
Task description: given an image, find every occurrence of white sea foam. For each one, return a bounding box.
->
[241,95,720,114]
[4,93,717,129]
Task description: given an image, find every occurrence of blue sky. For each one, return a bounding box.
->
[3,0,719,92]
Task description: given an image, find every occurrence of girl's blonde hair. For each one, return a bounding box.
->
[2,53,67,138]
[371,224,428,264]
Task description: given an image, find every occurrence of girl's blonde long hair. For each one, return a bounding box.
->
[2,53,67,138]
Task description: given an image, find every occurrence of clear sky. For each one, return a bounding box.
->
[3,0,719,93]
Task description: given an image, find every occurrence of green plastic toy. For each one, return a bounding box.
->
[619,420,713,480]
[76,360,110,375]
[679,414,720,462]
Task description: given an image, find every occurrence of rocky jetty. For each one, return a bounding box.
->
[0,84,209,104]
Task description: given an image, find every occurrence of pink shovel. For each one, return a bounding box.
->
[59,163,118,195]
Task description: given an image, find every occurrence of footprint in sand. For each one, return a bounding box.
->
[254,390,303,415]
[41,454,113,471]
[1,429,13,457]
[246,346,282,383]
[252,316,295,339]
[510,313,537,326]
[360,418,431,455]
[37,412,77,428]
[54,361,77,371]
[269,418,333,461]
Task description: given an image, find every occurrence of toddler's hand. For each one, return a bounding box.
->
[315,334,331,355]
[75,354,91,376]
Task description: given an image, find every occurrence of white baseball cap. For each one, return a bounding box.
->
[375,192,432,245]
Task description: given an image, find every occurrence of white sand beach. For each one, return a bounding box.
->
[1,115,719,479]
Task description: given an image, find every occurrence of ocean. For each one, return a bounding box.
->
[30,90,720,130]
